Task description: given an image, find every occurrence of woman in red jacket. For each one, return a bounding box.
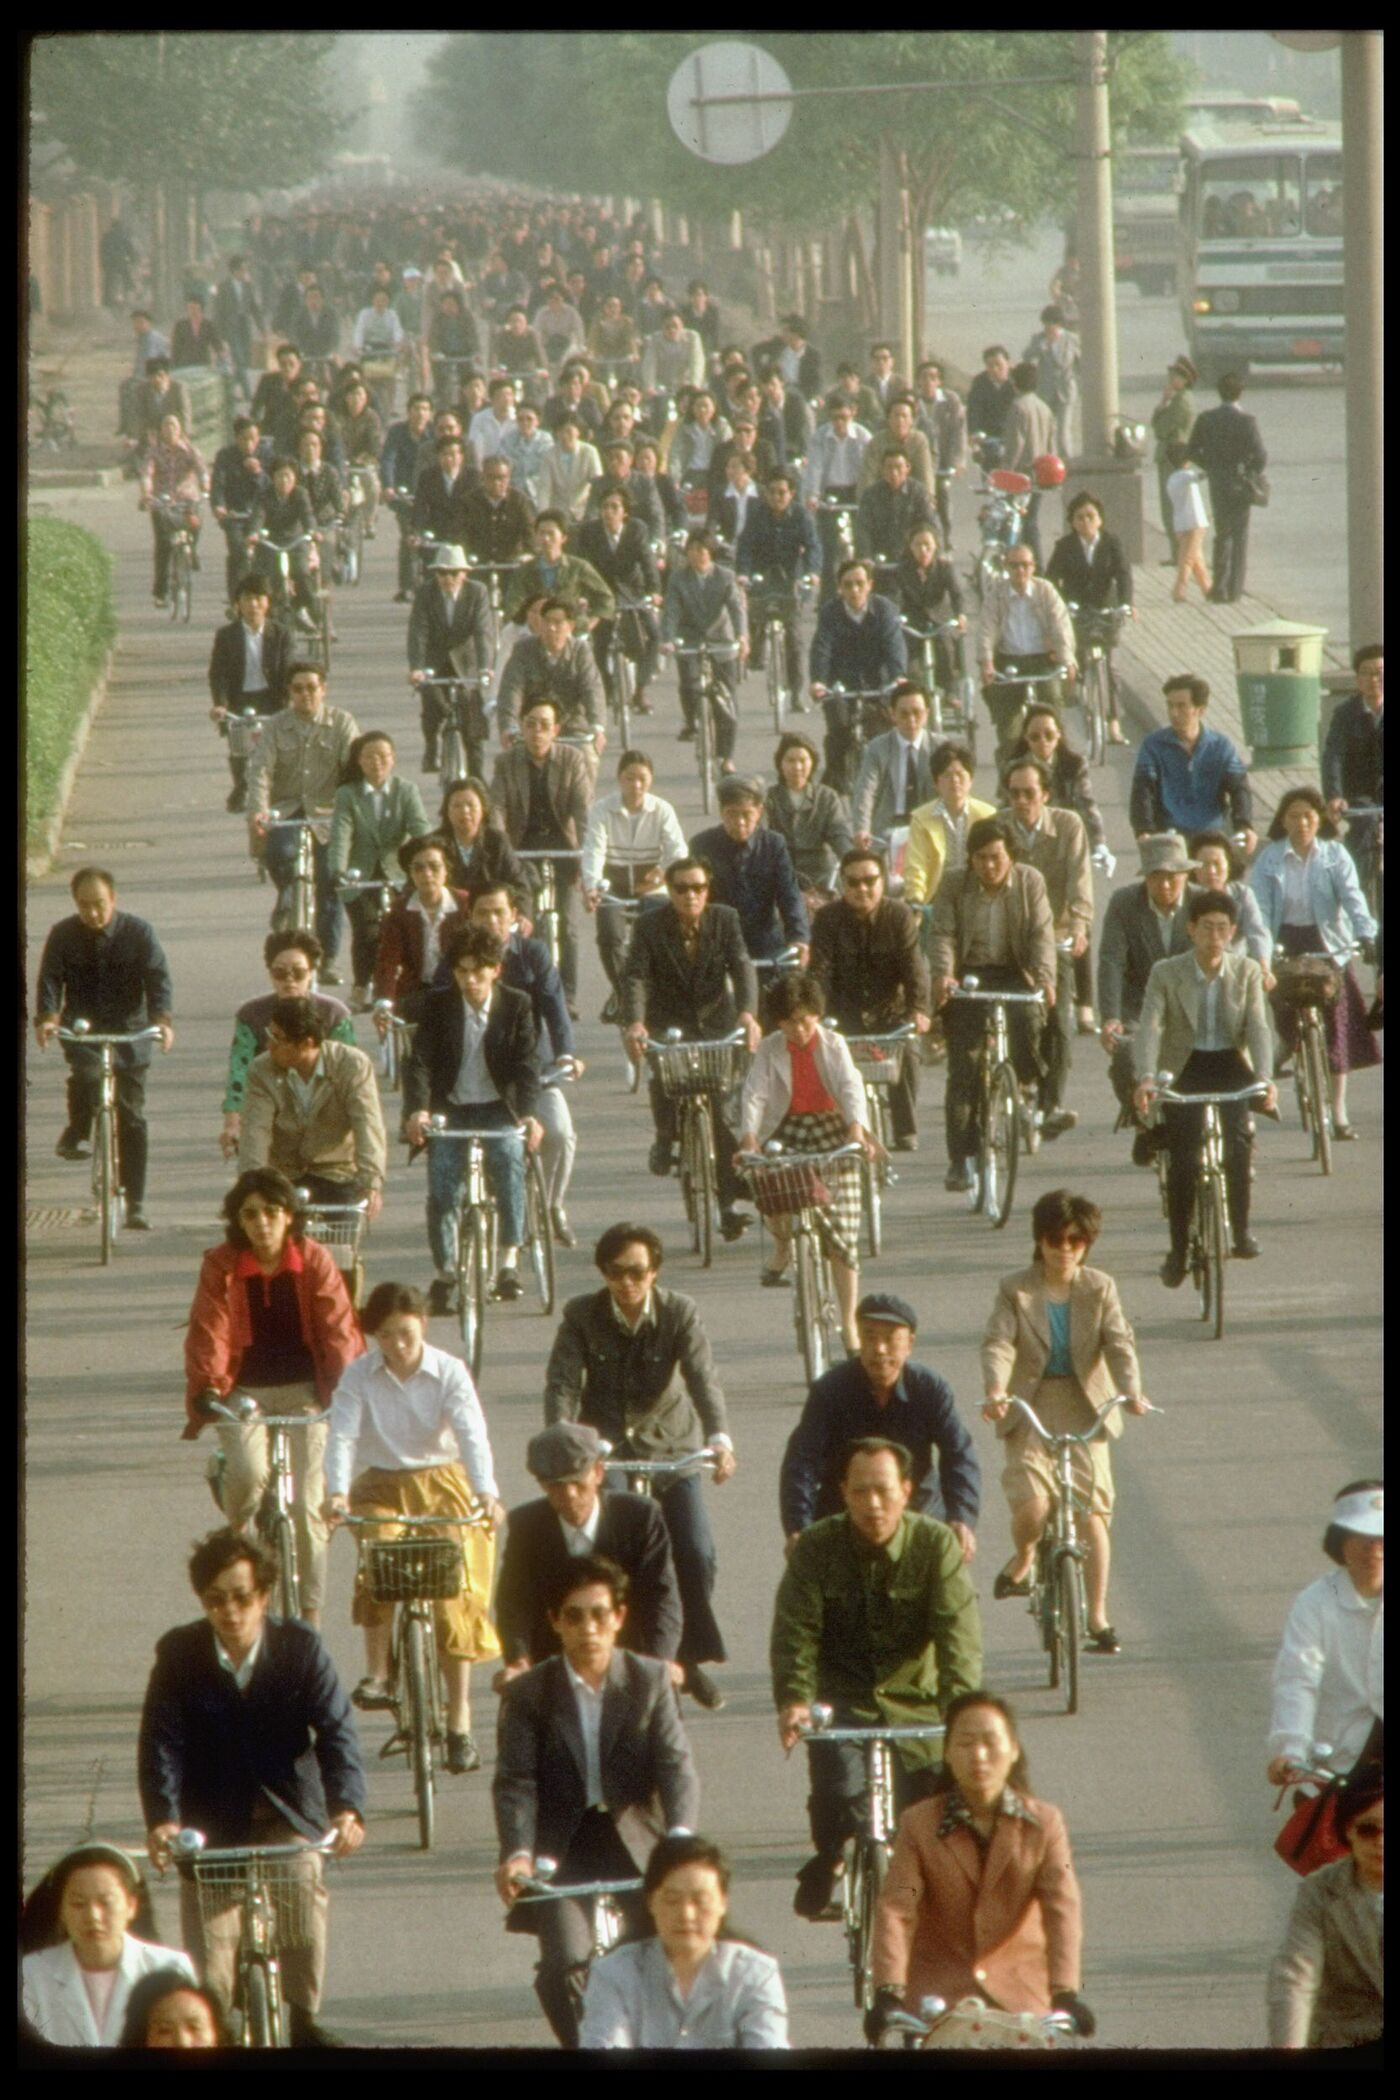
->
[184,1167,362,1624]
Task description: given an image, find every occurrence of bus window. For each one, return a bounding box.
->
[1304,155,1344,236]
[1199,156,1301,239]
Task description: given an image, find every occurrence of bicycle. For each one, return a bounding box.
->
[465,555,529,663]
[883,1995,1078,2051]
[335,867,395,1000]
[260,810,325,937]
[833,1026,913,1258]
[1147,1077,1271,1339]
[815,493,859,574]
[605,592,659,745]
[247,530,329,664]
[999,1394,1159,1715]
[223,706,265,788]
[743,574,816,730]
[670,640,741,815]
[944,980,1047,1227]
[1065,603,1130,766]
[151,494,199,624]
[339,1510,489,1849]
[333,465,375,587]
[970,468,1031,599]
[798,1705,946,2012]
[169,1828,338,2047]
[53,1023,163,1261]
[424,1118,555,1377]
[594,880,649,1091]
[202,1394,333,1618]
[1275,947,1353,1177]
[510,1860,645,2000]
[514,848,584,980]
[371,1000,416,1095]
[736,1143,864,1383]
[417,674,485,783]
[901,618,977,760]
[431,352,477,411]
[642,1028,750,1267]
[296,1185,371,1309]
[820,682,901,796]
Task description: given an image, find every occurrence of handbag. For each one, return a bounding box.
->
[1241,466,1270,508]
[1273,1782,1346,1876]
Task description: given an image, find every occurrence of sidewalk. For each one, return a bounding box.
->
[1111,514,1348,822]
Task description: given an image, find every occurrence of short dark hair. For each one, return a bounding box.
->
[1162,674,1210,710]
[436,432,465,454]
[982,343,1009,363]
[1217,371,1245,402]
[1187,829,1243,879]
[546,1552,630,1618]
[70,864,115,898]
[1003,754,1051,795]
[1067,490,1103,522]
[534,508,568,533]
[520,692,562,723]
[1268,783,1336,841]
[840,1437,913,1483]
[537,598,572,623]
[1353,642,1383,672]
[188,1527,277,1598]
[598,485,632,515]
[616,747,653,775]
[1030,1187,1102,1255]
[285,658,324,691]
[932,740,975,782]
[221,1168,306,1249]
[642,1832,731,1902]
[1187,886,1238,925]
[766,468,797,491]
[889,678,928,711]
[595,1221,664,1273]
[839,845,887,881]
[443,925,504,971]
[1323,1479,1384,1565]
[235,576,270,603]
[398,832,448,877]
[262,928,321,970]
[684,529,716,555]
[1011,360,1039,393]
[1040,304,1064,327]
[767,969,827,1022]
[666,855,712,889]
[968,815,1016,857]
[360,1281,428,1332]
[1335,1774,1384,1843]
[931,1691,1031,1796]
[266,994,325,1045]
[880,446,910,468]
[774,731,819,772]
[836,558,871,586]
[118,1969,232,2049]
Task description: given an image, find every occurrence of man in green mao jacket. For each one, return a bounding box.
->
[771,1435,981,1920]
[1150,356,1197,546]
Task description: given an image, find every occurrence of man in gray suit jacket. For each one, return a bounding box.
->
[1098,833,1196,1146]
[851,680,942,845]
[493,1553,700,2047]
[1134,888,1275,1285]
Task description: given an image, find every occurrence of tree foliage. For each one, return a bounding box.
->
[29,33,351,193]
[416,31,1190,237]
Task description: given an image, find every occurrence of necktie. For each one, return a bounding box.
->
[903,743,918,817]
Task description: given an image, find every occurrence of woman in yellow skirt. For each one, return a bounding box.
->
[324,1282,505,1774]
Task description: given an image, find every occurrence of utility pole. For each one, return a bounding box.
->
[1073,30,1140,556]
[1340,31,1382,646]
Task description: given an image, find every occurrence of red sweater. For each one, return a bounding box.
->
[182,1237,363,1437]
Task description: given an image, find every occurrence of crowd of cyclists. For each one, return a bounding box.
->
[26,175,1382,2055]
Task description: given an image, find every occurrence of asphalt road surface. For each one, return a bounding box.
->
[927,224,1351,647]
[24,476,1381,2049]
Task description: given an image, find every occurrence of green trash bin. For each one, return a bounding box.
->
[1232,619,1328,767]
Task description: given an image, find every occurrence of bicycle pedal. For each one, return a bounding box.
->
[378,1731,408,1760]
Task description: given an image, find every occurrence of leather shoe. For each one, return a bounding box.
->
[648,1141,673,1177]
[427,1277,455,1317]
[445,1730,481,1774]
[891,1134,918,1153]
[677,724,696,742]
[1160,1249,1187,1288]
[1041,1108,1078,1140]
[1333,1122,1357,1141]
[55,1129,90,1161]
[225,787,246,813]
[793,1853,843,1921]
[1087,1625,1121,1655]
[123,1205,152,1230]
[993,1562,1033,1600]
[320,966,344,985]
[683,1665,726,1711]
[1232,1233,1262,1259]
[1131,1129,1157,1168]
[494,1268,523,1300]
[351,1676,396,1711]
[761,1266,791,1288]
[719,1210,751,1241]
[550,1203,576,1248]
[944,1161,975,1192]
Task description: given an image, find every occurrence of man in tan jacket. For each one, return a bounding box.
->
[1002,757,1093,1139]
[246,662,361,983]
[977,548,1076,757]
[1133,889,1275,1286]
[239,997,386,1214]
[930,816,1056,1193]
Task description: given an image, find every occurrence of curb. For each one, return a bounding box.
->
[29,466,126,490]
[26,644,117,880]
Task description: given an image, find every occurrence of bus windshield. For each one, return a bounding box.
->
[1303,154,1344,236]
[1199,156,1301,240]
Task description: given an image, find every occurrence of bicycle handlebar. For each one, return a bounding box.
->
[754,945,804,972]
[201,1395,334,1430]
[513,1870,644,1903]
[902,618,963,638]
[55,1024,164,1046]
[887,1999,1076,2043]
[830,1022,918,1047]
[738,1141,866,1171]
[951,980,1046,1003]
[170,1829,338,1865]
[599,1442,719,1478]
[515,848,584,862]
[643,1027,749,1054]
[1150,1080,1272,1106]
[1001,1393,1159,1445]
[338,1510,489,1530]
[425,1119,527,1144]
[670,642,742,660]
[798,1708,946,1745]
[984,667,1065,686]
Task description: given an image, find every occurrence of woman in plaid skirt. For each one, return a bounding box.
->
[737,971,879,1355]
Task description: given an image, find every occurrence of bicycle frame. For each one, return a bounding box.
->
[945,983,1045,1225]
[1151,1078,1269,1336]
[672,641,741,817]
[263,811,321,935]
[737,1142,863,1381]
[515,850,584,976]
[204,1396,334,1616]
[54,1024,163,1260]
[169,1829,337,2048]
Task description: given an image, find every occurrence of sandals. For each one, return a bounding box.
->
[761,1265,791,1288]
[351,1676,395,1711]
[993,1563,1033,1600]
[1087,1626,1121,1655]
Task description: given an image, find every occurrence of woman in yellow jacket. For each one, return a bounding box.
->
[902,738,996,907]
[981,1188,1152,1654]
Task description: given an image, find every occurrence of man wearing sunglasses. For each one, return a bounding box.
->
[544,1223,736,1715]
[809,847,931,1153]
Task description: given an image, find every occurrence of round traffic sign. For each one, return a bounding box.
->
[666,41,794,165]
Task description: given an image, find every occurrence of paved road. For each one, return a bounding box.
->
[927,224,1351,647]
[24,482,1381,2049]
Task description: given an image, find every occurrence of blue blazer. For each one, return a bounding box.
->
[809,592,908,692]
[1248,837,1376,963]
[137,1615,367,1844]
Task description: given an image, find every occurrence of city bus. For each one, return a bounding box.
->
[1113,146,1181,296]
[1178,119,1343,382]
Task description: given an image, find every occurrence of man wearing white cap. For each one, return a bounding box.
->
[1268,1481,1383,1788]
[407,544,495,774]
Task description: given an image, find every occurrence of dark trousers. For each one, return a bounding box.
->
[806,1724,940,1859]
[942,963,1044,1166]
[648,1077,744,1210]
[263,821,344,960]
[151,507,200,596]
[64,1054,149,1202]
[346,889,388,986]
[888,1042,919,1141]
[677,658,737,762]
[1040,949,1075,1112]
[1211,494,1251,602]
[1161,1048,1255,1256]
[393,505,416,593]
[935,473,954,549]
[1021,489,1043,566]
[1108,1034,1139,1121]
[221,519,253,599]
[749,598,803,692]
[592,610,660,696]
[530,1809,647,2048]
[987,652,1063,762]
[1342,815,1381,921]
[602,1468,725,1667]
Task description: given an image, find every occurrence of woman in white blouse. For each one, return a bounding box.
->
[21,1842,195,2048]
[324,1281,505,1776]
[580,1835,789,2050]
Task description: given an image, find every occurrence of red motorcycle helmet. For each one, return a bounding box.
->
[1032,452,1067,489]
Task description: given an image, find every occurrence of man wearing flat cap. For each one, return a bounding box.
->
[407,540,495,774]
[1097,831,1197,1155]
[780,1293,980,1556]
[493,1422,683,1688]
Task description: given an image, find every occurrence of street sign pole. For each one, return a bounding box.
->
[1340,31,1382,647]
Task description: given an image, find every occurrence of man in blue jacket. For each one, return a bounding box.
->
[779,1294,979,1557]
[736,469,822,698]
[809,558,908,793]
[691,776,810,967]
[1128,673,1254,850]
[138,1528,366,2038]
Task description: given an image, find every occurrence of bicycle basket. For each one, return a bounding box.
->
[743,1159,831,1217]
[302,1211,368,1264]
[919,1997,1070,2051]
[1275,956,1341,1007]
[647,1041,748,1095]
[848,1039,905,1086]
[361,1534,464,1603]
[185,1851,322,1949]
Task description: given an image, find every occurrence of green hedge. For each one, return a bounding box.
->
[25,518,117,843]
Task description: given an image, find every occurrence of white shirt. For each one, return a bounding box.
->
[581,788,688,891]
[1281,844,1314,927]
[1192,960,1230,1051]
[935,801,971,873]
[565,1658,608,1808]
[558,1498,602,1557]
[1166,464,1210,534]
[215,1627,263,1692]
[726,484,757,537]
[449,995,496,1105]
[324,1340,499,1498]
[1002,586,1044,657]
[1079,533,1100,563]
[408,891,459,983]
[1268,1566,1384,1770]
[242,620,268,691]
[286,1053,324,1116]
[1150,902,1178,953]
[470,406,514,459]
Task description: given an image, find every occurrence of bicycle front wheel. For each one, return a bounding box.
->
[525,1153,556,1313]
[614,650,634,747]
[439,722,466,785]
[269,1511,300,1620]
[1083,655,1107,766]
[1303,1016,1332,1176]
[860,1153,882,1260]
[983,1063,1020,1228]
[696,687,714,814]
[95,1107,118,1264]
[767,640,784,731]
[347,508,365,587]
[406,1613,436,1850]
[242,1959,278,2049]
[457,1211,488,1380]
[691,1099,716,1268]
[852,1838,889,2011]
[795,1229,826,1384]
[1058,1552,1085,1716]
[1038,1544,1061,1688]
